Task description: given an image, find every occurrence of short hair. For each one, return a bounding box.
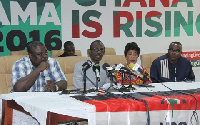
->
[90,40,104,50]
[169,41,182,48]
[124,42,140,56]
[64,41,74,48]
[27,41,44,54]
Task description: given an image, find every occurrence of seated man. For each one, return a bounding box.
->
[11,41,67,92]
[150,41,195,83]
[58,41,77,57]
[73,40,110,90]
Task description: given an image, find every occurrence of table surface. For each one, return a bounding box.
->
[1,82,200,125]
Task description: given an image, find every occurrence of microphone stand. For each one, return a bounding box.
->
[119,72,130,92]
[126,75,136,90]
[138,73,154,87]
[106,71,118,92]
[142,74,148,84]
[83,70,87,94]
[96,78,99,92]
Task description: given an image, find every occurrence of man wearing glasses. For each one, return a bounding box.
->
[73,40,110,90]
[150,41,195,83]
[11,41,67,92]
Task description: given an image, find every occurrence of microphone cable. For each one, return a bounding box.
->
[140,73,199,125]
[158,82,199,125]
[85,73,118,92]
[120,91,150,125]
[174,90,199,125]
[106,90,150,125]
[85,75,96,88]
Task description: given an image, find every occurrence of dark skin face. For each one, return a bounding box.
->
[64,45,75,56]
[168,43,182,64]
[89,41,105,64]
[29,45,48,67]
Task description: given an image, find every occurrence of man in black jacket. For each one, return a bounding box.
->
[150,42,195,83]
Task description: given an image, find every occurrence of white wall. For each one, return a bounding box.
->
[61,0,200,81]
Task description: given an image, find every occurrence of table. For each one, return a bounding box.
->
[0,92,96,125]
[1,99,85,125]
[1,82,200,125]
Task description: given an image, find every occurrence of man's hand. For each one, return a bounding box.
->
[44,80,57,92]
[37,61,49,72]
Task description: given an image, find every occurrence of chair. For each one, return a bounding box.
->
[87,47,116,56]
[55,56,89,89]
[51,50,82,58]
[140,53,165,73]
[0,55,25,94]
[101,55,126,66]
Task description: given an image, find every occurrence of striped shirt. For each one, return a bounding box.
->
[11,56,66,92]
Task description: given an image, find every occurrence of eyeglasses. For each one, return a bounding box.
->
[91,48,105,53]
[168,48,181,53]
[33,52,48,57]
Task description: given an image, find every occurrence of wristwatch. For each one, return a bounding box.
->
[55,84,59,91]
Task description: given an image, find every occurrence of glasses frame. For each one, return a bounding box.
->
[91,48,105,53]
[168,48,181,53]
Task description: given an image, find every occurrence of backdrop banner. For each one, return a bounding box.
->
[0,0,200,79]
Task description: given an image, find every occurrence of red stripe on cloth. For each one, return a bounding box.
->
[83,94,200,112]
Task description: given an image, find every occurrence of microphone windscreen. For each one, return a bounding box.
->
[82,60,92,71]
[120,67,131,74]
[128,63,135,69]
[115,63,124,70]
[93,64,100,81]
[102,63,110,70]
[87,60,92,66]
[93,64,100,71]
[131,63,141,71]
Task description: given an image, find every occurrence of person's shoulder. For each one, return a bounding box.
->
[74,59,89,70]
[48,57,60,65]
[157,54,167,60]
[13,56,30,67]
[152,54,167,63]
[14,56,29,64]
[99,61,105,65]
[48,57,57,61]
[75,59,88,65]
[179,56,191,64]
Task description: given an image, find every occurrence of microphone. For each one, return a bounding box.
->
[102,63,118,86]
[129,63,161,83]
[118,64,141,79]
[82,60,92,71]
[129,63,148,76]
[93,64,100,82]
[102,63,111,71]
[119,67,133,75]
[119,66,144,79]
[102,63,117,76]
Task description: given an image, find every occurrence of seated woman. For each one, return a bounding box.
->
[115,42,151,85]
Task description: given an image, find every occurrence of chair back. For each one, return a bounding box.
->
[10,50,28,55]
[140,53,165,72]
[51,50,82,57]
